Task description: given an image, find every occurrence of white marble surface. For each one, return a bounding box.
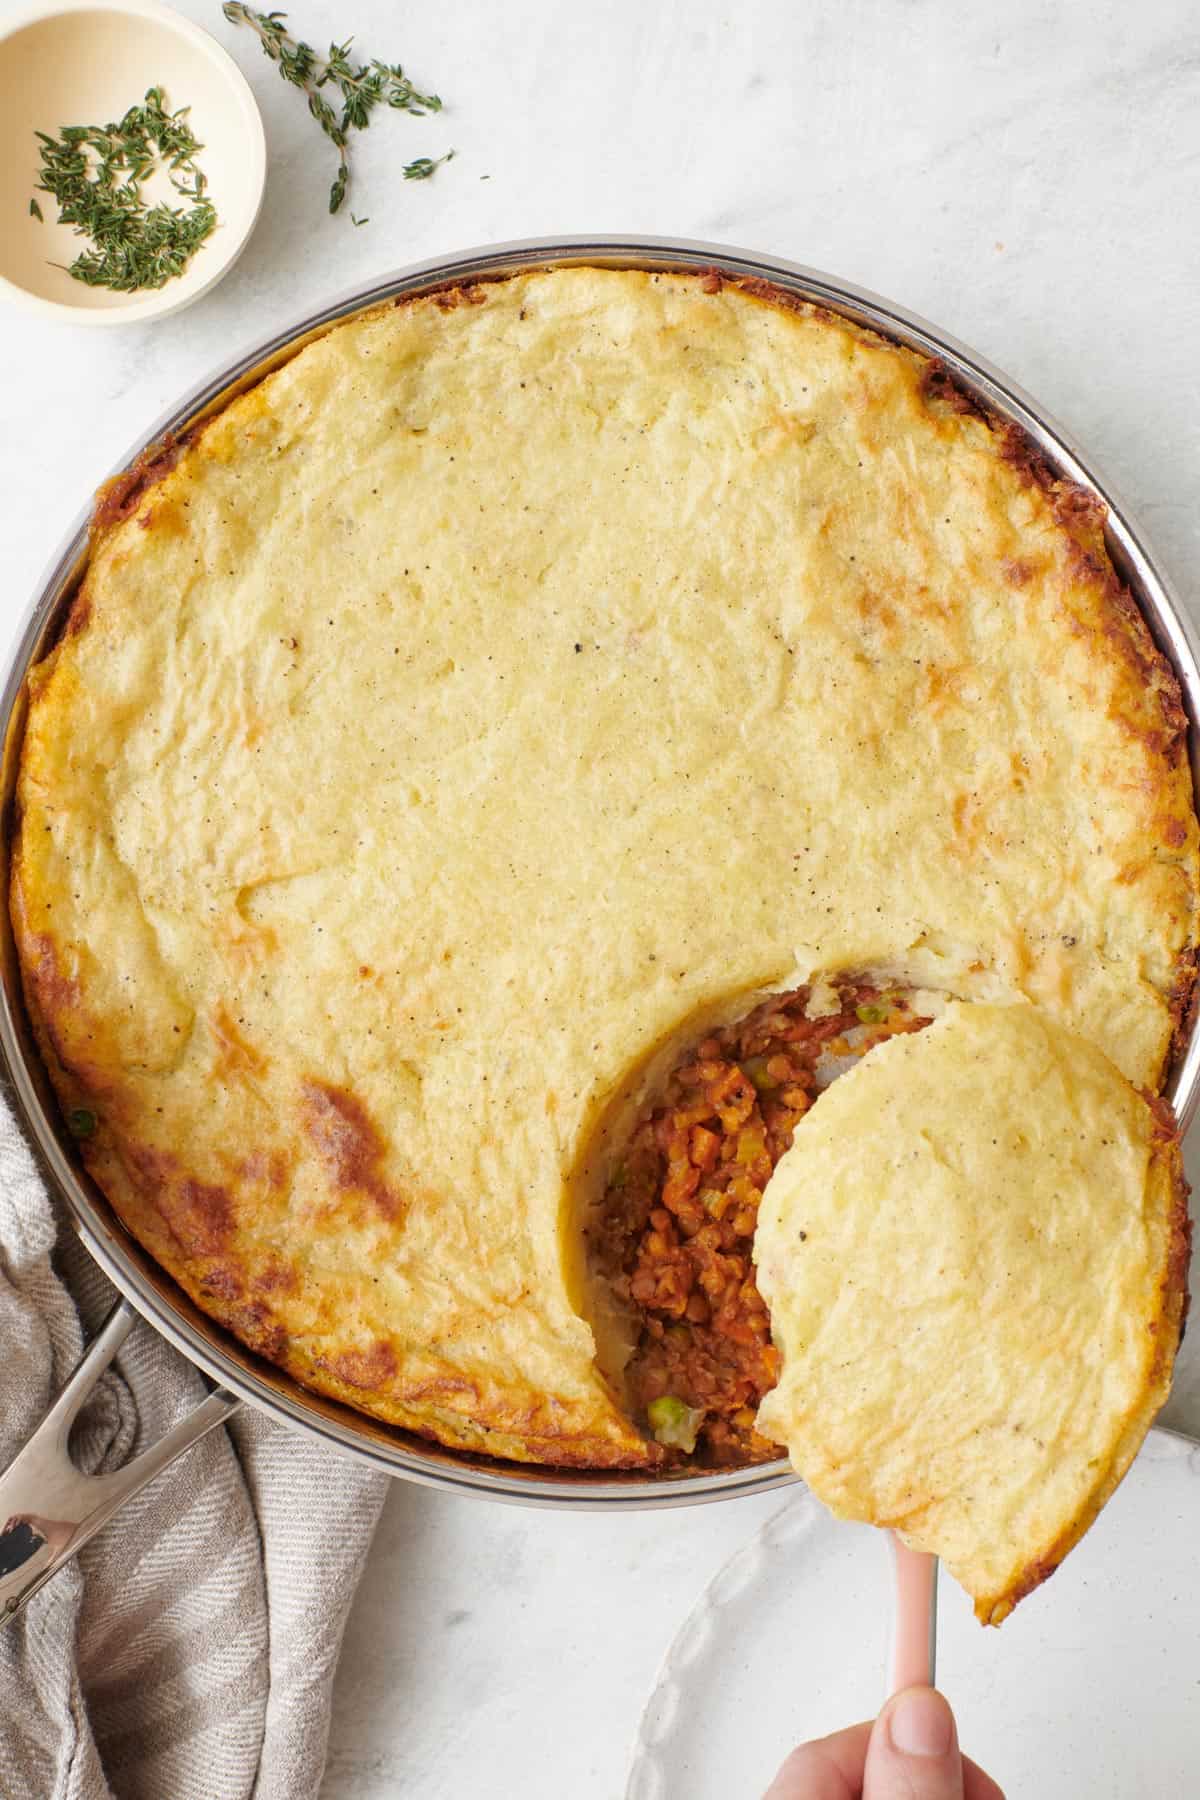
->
[2,1,1199,1794]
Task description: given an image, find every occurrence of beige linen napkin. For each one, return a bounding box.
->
[0,1087,388,1800]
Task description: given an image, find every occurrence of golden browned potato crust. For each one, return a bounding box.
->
[12,266,1198,1466]
[755,1004,1191,1623]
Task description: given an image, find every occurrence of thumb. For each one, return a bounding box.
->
[864,1688,964,1800]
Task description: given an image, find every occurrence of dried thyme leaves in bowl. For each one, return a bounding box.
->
[31,87,217,293]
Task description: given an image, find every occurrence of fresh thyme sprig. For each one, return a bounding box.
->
[32,88,217,291]
[221,4,450,216]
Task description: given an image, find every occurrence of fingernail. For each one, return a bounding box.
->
[888,1687,954,1758]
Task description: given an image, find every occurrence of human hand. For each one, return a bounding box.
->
[764,1687,1005,1799]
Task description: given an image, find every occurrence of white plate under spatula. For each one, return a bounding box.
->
[627,1427,1200,1800]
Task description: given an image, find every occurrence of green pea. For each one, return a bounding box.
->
[856,1003,888,1024]
[646,1395,705,1451]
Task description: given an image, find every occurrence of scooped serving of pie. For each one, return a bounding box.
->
[11,265,1198,1612]
[755,1001,1189,1624]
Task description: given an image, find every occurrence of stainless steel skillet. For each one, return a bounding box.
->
[2,235,1198,1618]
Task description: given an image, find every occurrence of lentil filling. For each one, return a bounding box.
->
[595,982,931,1466]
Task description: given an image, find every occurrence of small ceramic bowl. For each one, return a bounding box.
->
[0,0,266,325]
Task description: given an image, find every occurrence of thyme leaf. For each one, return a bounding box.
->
[403,150,455,181]
[31,87,216,291]
[222,4,448,216]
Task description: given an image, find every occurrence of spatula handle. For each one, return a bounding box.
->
[887,1534,938,1695]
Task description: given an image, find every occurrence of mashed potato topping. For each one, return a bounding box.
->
[11,266,1197,1471]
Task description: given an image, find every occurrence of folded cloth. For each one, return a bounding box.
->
[0,1086,389,1800]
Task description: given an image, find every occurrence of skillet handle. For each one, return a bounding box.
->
[0,1300,241,1622]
